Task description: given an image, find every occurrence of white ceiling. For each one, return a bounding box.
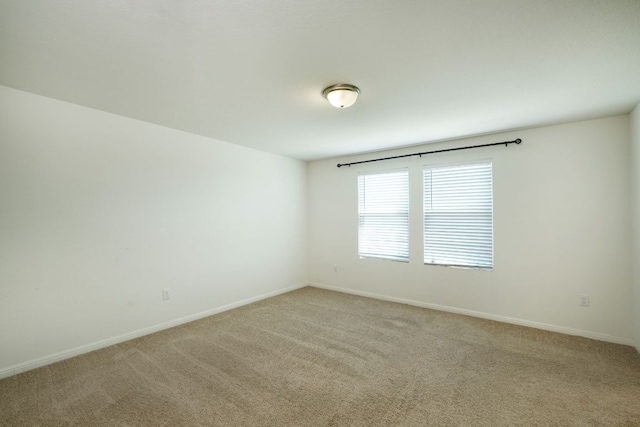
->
[1,1,639,161]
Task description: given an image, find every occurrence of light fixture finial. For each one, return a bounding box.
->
[322,83,360,108]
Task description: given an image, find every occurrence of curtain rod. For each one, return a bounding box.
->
[336,138,522,168]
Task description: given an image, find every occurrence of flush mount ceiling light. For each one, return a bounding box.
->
[322,83,360,108]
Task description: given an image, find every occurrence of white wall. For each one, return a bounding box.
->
[308,116,633,343]
[631,103,640,352]
[0,86,307,377]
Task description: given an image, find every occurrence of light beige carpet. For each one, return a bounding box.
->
[1,287,640,426]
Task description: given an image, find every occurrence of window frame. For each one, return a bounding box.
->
[357,168,410,263]
[422,160,494,270]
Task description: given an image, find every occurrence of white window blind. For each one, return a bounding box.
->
[358,169,409,262]
[423,161,493,268]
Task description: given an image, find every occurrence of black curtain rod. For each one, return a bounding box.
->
[337,138,522,168]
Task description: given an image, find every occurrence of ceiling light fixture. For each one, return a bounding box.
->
[322,83,360,108]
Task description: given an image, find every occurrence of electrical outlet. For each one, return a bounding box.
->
[334,264,338,273]
[162,288,170,301]
[579,294,589,307]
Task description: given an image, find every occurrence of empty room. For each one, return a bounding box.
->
[1,1,640,425]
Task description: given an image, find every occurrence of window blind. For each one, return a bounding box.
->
[358,169,409,262]
[423,162,493,268]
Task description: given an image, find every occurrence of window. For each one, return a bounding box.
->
[423,161,493,269]
[358,169,409,262]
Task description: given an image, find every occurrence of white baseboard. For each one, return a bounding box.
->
[0,283,307,380]
[309,282,634,347]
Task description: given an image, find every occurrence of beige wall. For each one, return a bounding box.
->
[308,115,632,343]
[2,83,637,378]
[631,103,640,353]
[0,86,308,377]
